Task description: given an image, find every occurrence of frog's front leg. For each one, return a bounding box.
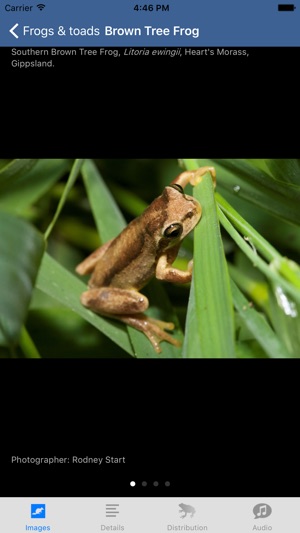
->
[80,287,180,353]
[156,244,193,284]
[172,166,216,189]
[156,254,193,284]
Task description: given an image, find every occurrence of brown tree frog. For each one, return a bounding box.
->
[76,166,216,353]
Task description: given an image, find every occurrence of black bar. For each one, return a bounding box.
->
[278,4,296,10]
[1,46,299,156]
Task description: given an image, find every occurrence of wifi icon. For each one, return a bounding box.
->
[36,3,46,10]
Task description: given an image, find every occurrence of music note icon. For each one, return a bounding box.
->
[256,505,267,517]
[253,503,272,519]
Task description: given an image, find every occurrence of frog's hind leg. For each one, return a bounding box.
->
[80,287,181,353]
[80,288,149,315]
[119,314,181,354]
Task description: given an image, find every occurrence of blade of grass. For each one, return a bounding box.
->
[230,279,291,358]
[44,159,84,240]
[217,207,300,305]
[216,192,300,289]
[182,274,202,357]
[81,159,126,240]
[182,159,235,358]
[268,284,300,357]
[19,326,41,358]
[229,253,300,357]
[229,263,270,313]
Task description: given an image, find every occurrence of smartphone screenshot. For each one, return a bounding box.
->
[0,0,299,531]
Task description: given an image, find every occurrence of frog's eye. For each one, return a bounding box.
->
[169,183,184,194]
[163,223,183,239]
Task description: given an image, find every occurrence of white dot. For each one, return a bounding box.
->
[130,481,136,487]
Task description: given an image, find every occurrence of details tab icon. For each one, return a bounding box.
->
[105,504,119,518]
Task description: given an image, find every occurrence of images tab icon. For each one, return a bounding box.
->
[31,504,46,519]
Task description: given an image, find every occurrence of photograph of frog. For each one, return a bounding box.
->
[0,158,299,358]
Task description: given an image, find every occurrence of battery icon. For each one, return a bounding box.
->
[278,4,296,10]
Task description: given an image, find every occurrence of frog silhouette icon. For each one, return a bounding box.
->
[179,503,196,518]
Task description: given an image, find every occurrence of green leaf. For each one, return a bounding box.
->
[0,159,38,191]
[0,160,11,171]
[0,159,70,214]
[182,159,235,358]
[213,158,300,201]
[0,212,45,348]
[265,159,300,185]
[200,158,300,227]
